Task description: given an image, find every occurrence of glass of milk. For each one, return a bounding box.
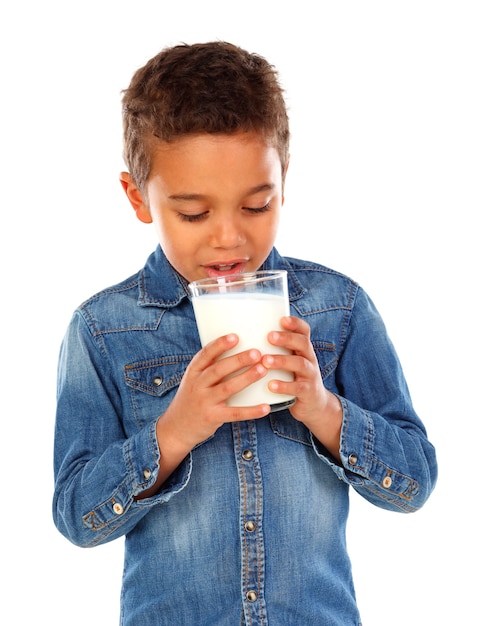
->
[188,270,295,411]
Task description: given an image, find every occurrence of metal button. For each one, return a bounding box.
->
[382,476,393,489]
[113,502,124,515]
[242,450,253,461]
[153,377,163,387]
[244,521,256,532]
[143,469,152,480]
[246,590,258,602]
[348,453,358,466]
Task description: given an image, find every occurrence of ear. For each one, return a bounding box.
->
[119,172,153,224]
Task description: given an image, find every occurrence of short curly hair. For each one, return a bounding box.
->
[121,41,290,192]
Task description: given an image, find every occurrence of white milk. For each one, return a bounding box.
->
[192,292,295,407]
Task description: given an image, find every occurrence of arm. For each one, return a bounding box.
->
[53,312,179,547]
[263,288,437,513]
[136,334,272,498]
[53,314,271,544]
[332,287,438,511]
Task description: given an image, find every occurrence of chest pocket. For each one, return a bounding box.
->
[124,355,194,430]
[270,410,312,446]
[312,339,337,382]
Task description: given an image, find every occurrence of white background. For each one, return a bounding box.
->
[1,1,477,623]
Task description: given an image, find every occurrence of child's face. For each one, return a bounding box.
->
[122,132,285,284]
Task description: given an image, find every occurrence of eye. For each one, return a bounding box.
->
[243,202,271,214]
[178,211,209,222]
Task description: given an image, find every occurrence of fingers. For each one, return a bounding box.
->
[267,316,313,358]
[192,333,239,368]
[263,316,319,400]
[225,402,272,422]
[193,333,266,382]
[279,315,310,334]
[190,333,270,409]
[212,354,269,408]
[165,336,271,448]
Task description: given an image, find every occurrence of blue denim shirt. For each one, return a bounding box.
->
[53,246,437,625]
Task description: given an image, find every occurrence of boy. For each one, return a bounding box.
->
[53,42,437,625]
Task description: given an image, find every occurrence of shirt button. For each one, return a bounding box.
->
[382,476,393,489]
[242,449,253,461]
[348,453,358,466]
[246,590,258,602]
[153,377,163,386]
[244,521,256,532]
[113,502,124,515]
[143,469,152,480]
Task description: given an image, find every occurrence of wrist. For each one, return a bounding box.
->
[303,392,343,462]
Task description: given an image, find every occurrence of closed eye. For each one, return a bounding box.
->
[178,202,271,222]
[243,202,271,214]
[178,211,209,223]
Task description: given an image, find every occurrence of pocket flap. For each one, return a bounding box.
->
[124,355,193,397]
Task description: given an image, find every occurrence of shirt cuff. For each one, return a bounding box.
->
[124,418,192,504]
[312,396,419,501]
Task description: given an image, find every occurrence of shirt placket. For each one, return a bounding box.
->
[232,420,268,626]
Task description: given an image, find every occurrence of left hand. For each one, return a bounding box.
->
[263,316,343,460]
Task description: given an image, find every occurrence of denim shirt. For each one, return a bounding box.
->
[53,246,437,626]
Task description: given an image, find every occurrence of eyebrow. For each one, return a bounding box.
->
[168,183,276,202]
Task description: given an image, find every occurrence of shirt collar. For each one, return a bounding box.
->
[138,246,190,308]
[137,245,306,308]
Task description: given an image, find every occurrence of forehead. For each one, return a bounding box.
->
[148,132,282,185]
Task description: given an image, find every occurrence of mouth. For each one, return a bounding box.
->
[203,261,247,277]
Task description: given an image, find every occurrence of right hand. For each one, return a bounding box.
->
[159,333,270,452]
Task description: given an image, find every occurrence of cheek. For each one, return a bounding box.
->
[263,212,280,242]
[248,219,278,258]
[154,218,201,261]
[151,215,179,252]
[151,211,176,239]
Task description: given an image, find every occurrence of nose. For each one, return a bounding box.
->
[209,216,246,249]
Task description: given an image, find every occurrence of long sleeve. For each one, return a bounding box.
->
[52,311,191,547]
[313,285,437,512]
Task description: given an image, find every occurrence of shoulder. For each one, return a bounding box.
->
[79,270,141,311]
[73,270,147,335]
[281,255,361,313]
[283,255,357,284]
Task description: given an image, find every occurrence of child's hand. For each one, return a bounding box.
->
[139,334,271,496]
[161,334,271,450]
[263,316,343,460]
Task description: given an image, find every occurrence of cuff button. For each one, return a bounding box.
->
[113,502,124,515]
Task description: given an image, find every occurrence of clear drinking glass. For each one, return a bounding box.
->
[188,270,295,411]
